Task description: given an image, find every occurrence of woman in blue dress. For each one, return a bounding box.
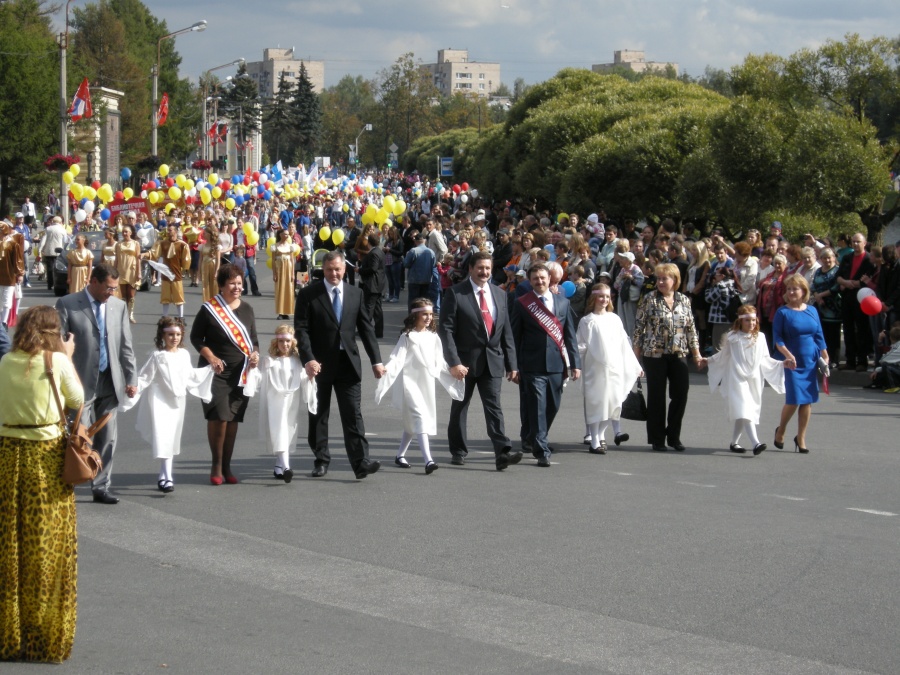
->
[773,274,829,453]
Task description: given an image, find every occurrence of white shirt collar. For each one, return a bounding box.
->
[469,278,489,294]
[324,279,342,296]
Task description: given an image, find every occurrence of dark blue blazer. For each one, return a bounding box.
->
[510,292,581,374]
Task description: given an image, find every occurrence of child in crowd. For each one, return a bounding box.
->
[120,317,214,493]
[576,283,642,453]
[375,298,464,474]
[706,304,785,455]
[232,244,248,294]
[868,325,900,392]
[438,253,454,292]
[248,325,317,483]
[567,264,587,319]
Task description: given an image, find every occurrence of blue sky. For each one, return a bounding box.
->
[91,1,899,88]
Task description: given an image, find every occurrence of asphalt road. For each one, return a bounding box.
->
[8,272,899,674]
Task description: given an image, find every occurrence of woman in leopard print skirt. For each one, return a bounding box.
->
[0,306,84,663]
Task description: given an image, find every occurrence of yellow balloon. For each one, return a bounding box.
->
[148,191,160,205]
[225,198,236,210]
[266,257,273,269]
[62,171,74,185]
[375,209,389,225]
[383,195,396,211]
[175,174,185,187]
[200,188,211,205]
[165,203,176,213]
[208,173,219,185]
[212,186,222,200]
[159,164,170,177]
[393,200,407,217]
[83,186,97,200]
[69,164,80,177]
[361,213,373,226]
[123,187,134,200]
[184,179,195,191]
[247,230,260,246]
[332,229,345,246]
[319,226,332,242]
[168,186,182,201]
[69,183,83,199]
[365,204,377,217]
[266,236,276,251]
[242,222,253,236]
[342,203,349,213]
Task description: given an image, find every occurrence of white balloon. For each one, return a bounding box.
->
[74,209,86,223]
[857,287,876,303]
[83,200,95,213]
[460,194,469,204]
[471,189,478,198]
[259,173,268,183]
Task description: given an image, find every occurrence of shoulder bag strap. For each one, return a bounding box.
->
[44,350,79,432]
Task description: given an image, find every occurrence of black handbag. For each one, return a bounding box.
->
[621,380,648,421]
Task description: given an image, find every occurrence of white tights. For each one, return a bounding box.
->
[732,419,760,447]
[585,419,622,447]
[162,304,185,318]
[398,430,433,464]
[158,458,173,483]
[274,451,291,472]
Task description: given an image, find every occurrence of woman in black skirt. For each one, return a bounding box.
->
[190,264,260,484]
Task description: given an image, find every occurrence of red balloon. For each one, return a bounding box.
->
[252,171,260,182]
[221,180,231,191]
[91,180,101,190]
[452,184,461,194]
[114,191,124,200]
[164,177,174,188]
[148,180,158,190]
[860,295,883,316]
[243,176,251,186]
[461,182,469,192]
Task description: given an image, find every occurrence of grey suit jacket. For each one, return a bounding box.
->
[56,290,137,401]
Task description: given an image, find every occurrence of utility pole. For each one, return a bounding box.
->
[58,30,69,224]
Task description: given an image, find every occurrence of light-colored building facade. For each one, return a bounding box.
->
[592,50,678,76]
[425,49,500,98]
[245,48,325,99]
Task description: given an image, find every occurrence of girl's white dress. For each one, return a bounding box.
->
[374,331,464,434]
[120,350,214,459]
[707,330,785,423]
[576,312,642,424]
[247,355,317,456]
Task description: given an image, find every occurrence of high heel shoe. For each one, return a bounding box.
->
[794,436,809,454]
[210,476,223,486]
[773,426,784,450]
[224,475,239,484]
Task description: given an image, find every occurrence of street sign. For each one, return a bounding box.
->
[389,143,398,153]
[440,157,453,177]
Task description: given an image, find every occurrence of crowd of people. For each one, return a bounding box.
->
[1,173,899,663]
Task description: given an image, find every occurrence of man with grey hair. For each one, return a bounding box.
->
[40,215,68,290]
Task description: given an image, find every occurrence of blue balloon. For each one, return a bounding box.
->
[100,208,111,221]
[232,175,241,185]
[234,195,244,206]
[349,173,356,180]
[257,185,265,196]
[435,183,443,192]
[561,281,576,298]
[79,197,89,208]
[263,190,272,200]
[120,167,131,180]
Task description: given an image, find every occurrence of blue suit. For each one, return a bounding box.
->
[510,291,581,459]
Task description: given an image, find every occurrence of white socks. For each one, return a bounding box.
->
[274,451,290,472]
[162,303,170,316]
[177,304,184,318]
[588,420,612,447]
[398,431,433,464]
[158,458,173,482]
[732,419,761,447]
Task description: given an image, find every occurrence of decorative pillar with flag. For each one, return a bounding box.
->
[68,77,93,123]
[156,92,169,127]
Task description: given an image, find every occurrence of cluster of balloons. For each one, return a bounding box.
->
[62,164,122,223]
[857,287,884,316]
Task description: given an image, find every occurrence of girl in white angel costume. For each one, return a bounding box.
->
[120,317,214,493]
[576,282,643,454]
[243,324,316,483]
[706,304,785,455]
[375,298,464,474]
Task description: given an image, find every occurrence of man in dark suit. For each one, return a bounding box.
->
[294,251,386,479]
[358,233,386,338]
[510,263,581,467]
[439,251,522,471]
[56,263,137,503]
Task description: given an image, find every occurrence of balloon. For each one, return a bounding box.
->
[266,256,273,269]
[69,164,80,177]
[62,171,74,185]
[69,183,83,199]
[561,281,576,298]
[83,200,95,213]
[857,287,876,303]
[114,191,124,200]
[148,191,160,205]
[361,212,373,226]
[332,229,345,246]
[242,222,253,237]
[860,295,883,316]
[120,167,131,180]
[165,178,175,188]
[252,171,260,182]
[98,184,113,202]
[383,195,396,211]
[123,187,134,200]
[90,180,101,190]
[165,203,176,214]
[259,173,268,183]
[460,194,469,204]
[263,191,272,201]
[174,174,185,187]
[74,209,86,223]
[221,180,231,192]
[375,209,389,225]
[365,204,377,217]
[266,236,276,251]
[158,164,170,177]
[247,230,260,246]
[342,203,349,213]
[235,195,245,206]
[100,208,111,221]
[225,197,236,210]
[147,180,158,190]
[319,226,332,242]
[83,186,96,200]
[461,182,469,192]
[184,179,195,191]
[393,200,406,217]
[452,184,460,194]
[168,186,182,201]
[212,186,223,199]
[208,173,219,185]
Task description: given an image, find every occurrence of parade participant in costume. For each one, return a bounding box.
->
[66,234,93,294]
[145,225,191,318]
[576,283,642,454]
[115,223,141,324]
[375,299,464,474]
[272,228,300,319]
[199,222,221,302]
[707,305,785,455]
[0,220,25,325]
[120,317,214,492]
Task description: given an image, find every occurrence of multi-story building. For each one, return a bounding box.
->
[425,49,501,98]
[592,50,678,76]
[245,48,325,99]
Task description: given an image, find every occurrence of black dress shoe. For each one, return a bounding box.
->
[671,443,686,452]
[282,468,294,483]
[730,444,746,454]
[589,441,607,455]
[752,443,767,456]
[310,465,328,478]
[273,469,283,479]
[450,456,466,465]
[92,491,119,504]
[614,433,629,446]
[394,457,411,468]
[651,444,668,452]
[495,453,510,471]
[537,458,551,467]
[425,461,438,475]
[355,460,381,479]
[506,450,523,465]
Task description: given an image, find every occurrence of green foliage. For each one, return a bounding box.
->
[402,128,481,176]
[318,75,376,165]
[263,71,298,162]
[291,63,322,165]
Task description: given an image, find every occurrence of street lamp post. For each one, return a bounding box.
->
[201,58,244,162]
[355,123,372,167]
[152,19,207,157]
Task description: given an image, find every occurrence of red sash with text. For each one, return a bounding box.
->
[517,291,571,377]
[204,294,254,387]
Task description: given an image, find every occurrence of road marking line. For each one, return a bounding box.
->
[677,481,716,488]
[613,472,633,476]
[364,433,378,436]
[847,508,898,516]
[764,494,808,501]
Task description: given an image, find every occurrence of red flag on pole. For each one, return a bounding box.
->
[68,78,93,123]
[217,123,228,145]
[156,92,169,127]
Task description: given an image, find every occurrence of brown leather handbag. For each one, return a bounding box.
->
[44,351,110,485]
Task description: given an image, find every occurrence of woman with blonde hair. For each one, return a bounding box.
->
[115,224,142,323]
[0,306,83,662]
[66,234,93,294]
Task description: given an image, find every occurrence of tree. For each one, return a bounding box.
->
[290,62,321,164]
[263,71,298,163]
[0,0,59,216]
[218,62,259,171]
[493,82,512,98]
[375,53,439,159]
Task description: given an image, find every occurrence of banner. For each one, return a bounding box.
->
[156,92,169,127]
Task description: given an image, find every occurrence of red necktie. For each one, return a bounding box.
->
[479,289,494,336]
